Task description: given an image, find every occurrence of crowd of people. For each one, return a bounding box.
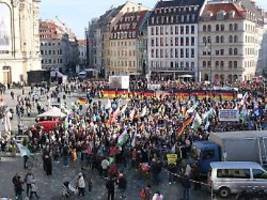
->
[0,78,266,200]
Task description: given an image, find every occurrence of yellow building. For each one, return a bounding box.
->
[109,10,148,75]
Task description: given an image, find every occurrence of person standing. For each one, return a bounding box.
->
[12,173,24,200]
[30,178,40,199]
[24,172,33,197]
[42,147,52,176]
[77,173,86,197]
[181,175,191,200]
[106,177,115,200]
[117,173,127,199]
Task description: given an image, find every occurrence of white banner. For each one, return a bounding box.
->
[219,109,239,122]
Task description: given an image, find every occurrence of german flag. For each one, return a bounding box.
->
[78,97,88,105]
[177,116,194,136]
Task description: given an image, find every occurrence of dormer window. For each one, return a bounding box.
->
[217,10,226,20]
[229,11,235,18]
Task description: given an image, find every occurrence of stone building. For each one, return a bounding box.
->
[0,0,41,84]
[147,0,207,80]
[87,1,149,77]
[199,1,264,83]
[39,20,79,74]
[109,10,149,75]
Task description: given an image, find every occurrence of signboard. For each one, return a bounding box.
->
[166,153,178,165]
[219,109,239,122]
[147,84,161,91]
[0,3,11,51]
[109,76,129,90]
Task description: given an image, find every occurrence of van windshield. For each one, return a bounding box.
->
[253,169,267,179]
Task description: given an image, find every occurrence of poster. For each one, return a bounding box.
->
[0,3,11,51]
[219,109,239,122]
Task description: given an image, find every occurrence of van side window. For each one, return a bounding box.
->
[253,169,267,179]
[217,169,250,179]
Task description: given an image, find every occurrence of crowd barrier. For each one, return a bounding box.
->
[101,89,236,101]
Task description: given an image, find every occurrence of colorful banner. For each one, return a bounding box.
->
[101,89,235,101]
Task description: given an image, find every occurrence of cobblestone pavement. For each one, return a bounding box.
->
[0,88,210,200]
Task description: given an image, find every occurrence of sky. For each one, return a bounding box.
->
[40,0,267,39]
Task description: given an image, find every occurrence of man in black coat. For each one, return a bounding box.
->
[106,177,115,200]
[12,173,24,200]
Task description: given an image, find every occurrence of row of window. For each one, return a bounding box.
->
[151,14,196,25]
[202,35,239,44]
[202,60,238,69]
[154,5,198,14]
[244,60,256,68]
[150,25,195,36]
[110,50,136,57]
[245,48,256,56]
[41,42,61,46]
[202,23,238,32]
[151,48,195,59]
[41,59,63,64]
[40,49,62,56]
[151,37,195,47]
[110,60,136,68]
[202,48,239,56]
[110,41,136,47]
[111,31,137,40]
[150,61,195,71]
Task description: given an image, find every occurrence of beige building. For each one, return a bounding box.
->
[0,0,41,84]
[87,1,149,77]
[199,1,263,83]
[109,10,149,75]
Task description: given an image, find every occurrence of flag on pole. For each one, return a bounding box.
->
[118,129,129,147]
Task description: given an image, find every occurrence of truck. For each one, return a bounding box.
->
[192,130,267,174]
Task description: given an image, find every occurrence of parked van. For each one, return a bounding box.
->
[209,161,267,198]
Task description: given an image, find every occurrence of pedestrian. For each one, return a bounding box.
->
[106,177,115,200]
[29,178,40,199]
[181,175,191,200]
[42,147,52,176]
[24,171,34,197]
[152,191,164,200]
[77,172,86,197]
[117,173,127,199]
[12,173,24,200]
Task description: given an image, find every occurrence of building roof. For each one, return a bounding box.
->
[201,2,246,21]
[210,161,262,169]
[148,0,206,25]
[111,10,148,34]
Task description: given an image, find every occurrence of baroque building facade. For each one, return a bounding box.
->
[0,0,41,84]
[199,1,264,83]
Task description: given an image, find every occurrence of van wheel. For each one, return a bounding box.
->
[219,187,230,198]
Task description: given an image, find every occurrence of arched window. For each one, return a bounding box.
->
[204,74,209,81]
[229,35,233,43]
[229,48,233,55]
[216,24,220,31]
[234,35,238,43]
[216,36,220,43]
[220,36,224,43]
[208,25,211,32]
[215,61,219,68]
[203,61,206,68]
[229,24,233,31]
[203,25,207,32]
[234,23,238,31]
[234,48,238,55]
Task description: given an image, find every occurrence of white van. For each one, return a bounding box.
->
[209,161,267,198]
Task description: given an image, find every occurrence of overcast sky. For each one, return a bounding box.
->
[40,0,267,39]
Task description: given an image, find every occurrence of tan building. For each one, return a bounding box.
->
[87,1,149,77]
[0,0,41,84]
[39,20,79,73]
[199,1,263,83]
[109,10,149,75]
